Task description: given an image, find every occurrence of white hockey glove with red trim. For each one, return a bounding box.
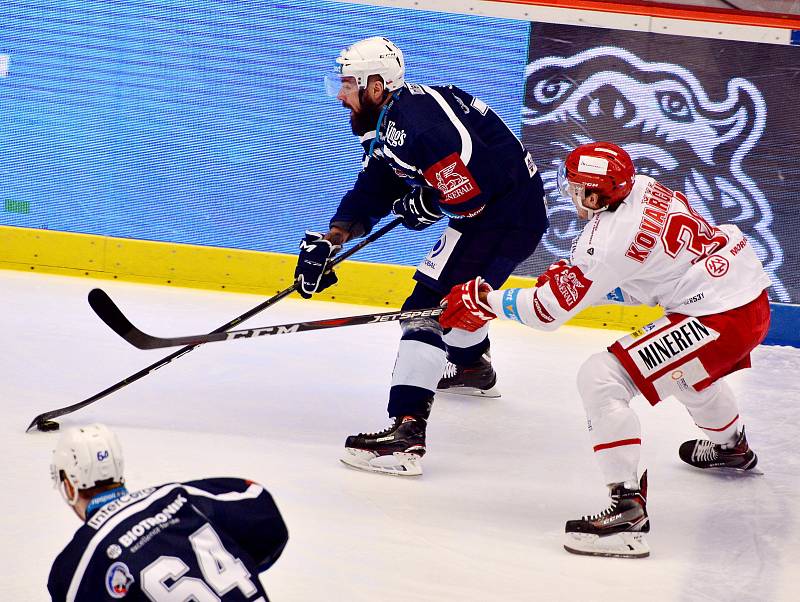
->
[439,277,496,331]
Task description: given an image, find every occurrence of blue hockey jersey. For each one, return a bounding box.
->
[47,478,287,602]
[332,83,545,239]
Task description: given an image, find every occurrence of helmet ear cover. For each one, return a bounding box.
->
[358,74,393,103]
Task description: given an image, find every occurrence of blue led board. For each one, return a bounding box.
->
[0,0,529,266]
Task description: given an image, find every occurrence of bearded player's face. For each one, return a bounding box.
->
[335,76,360,108]
[337,77,385,136]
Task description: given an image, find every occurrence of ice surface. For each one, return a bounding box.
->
[2,271,798,601]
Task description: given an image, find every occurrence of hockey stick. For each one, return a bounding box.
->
[89,290,442,349]
[25,217,404,432]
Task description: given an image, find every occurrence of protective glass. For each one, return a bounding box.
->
[556,162,570,199]
[557,162,587,212]
[324,73,358,98]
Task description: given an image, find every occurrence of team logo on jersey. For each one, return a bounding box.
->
[549,264,592,310]
[705,255,729,277]
[385,120,406,147]
[430,235,447,258]
[106,544,122,559]
[424,153,480,206]
[453,95,470,114]
[105,562,134,598]
[418,227,461,280]
[524,153,538,178]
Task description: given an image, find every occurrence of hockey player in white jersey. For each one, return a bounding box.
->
[439,142,771,558]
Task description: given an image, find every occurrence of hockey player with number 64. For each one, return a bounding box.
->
[48,424,288,600]
[440,142,771,558]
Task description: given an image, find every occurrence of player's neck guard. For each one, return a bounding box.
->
[85,485,128,521]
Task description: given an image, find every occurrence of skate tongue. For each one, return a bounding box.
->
[721,429,744,450]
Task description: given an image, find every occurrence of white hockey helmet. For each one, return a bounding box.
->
[324,36,405,97]
[50,423,124,505]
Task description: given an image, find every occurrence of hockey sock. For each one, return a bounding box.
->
[388,318,446,417]
[577,352,642,485]
[675,380,741,445]
[443,324,490,364]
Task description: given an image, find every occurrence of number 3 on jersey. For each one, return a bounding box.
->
[662,191,728,261]
[141,524,264,601]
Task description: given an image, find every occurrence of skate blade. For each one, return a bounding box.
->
[340,449,423,477]
[436,384,501,398]
[688,465,764,476]
[563,531,650,559]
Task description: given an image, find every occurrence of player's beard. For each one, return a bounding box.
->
[348,91,384,136]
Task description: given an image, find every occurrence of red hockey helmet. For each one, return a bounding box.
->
[557,142,635,218]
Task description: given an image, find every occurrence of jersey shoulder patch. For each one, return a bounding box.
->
[423,152,481,207]
[548,264,593,311]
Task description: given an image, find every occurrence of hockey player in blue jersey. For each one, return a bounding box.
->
[48,424,288,601]
[294,37,549,476]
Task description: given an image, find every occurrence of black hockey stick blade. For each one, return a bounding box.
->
[87,288,226,349]
[89,288,228,349]
[90,289,442,350]
[88,288,137,342]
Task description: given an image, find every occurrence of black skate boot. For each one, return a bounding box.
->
[436,352,500,398]
[564,471,650,558]
[341,415,427,476]
[679,427,759,472]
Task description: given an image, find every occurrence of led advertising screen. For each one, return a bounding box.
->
[0,0,529,265]
[2,3,798,303]
[518,22,800,303]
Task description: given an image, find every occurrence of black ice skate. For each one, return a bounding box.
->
[341,415,426,476]
[436,352,500,398]
[564,471,650,559]
[679,427,759,473]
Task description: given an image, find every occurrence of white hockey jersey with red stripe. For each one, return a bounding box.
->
[487,175,771,330]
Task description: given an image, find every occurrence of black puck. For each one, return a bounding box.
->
[39,420,60,432]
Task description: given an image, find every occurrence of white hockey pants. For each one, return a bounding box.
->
[577,351,742,485]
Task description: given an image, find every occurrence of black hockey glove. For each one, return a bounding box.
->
[392,187,444,231]
[294,231,341,299]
